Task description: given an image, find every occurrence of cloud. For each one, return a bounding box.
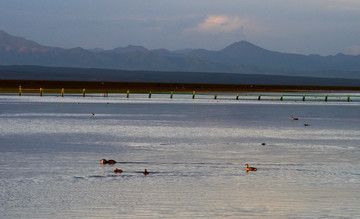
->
[198,15,245,33]
[181,14,270,50]
[187,15,248,34]
[185,14,268,38]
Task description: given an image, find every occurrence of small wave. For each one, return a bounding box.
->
[73,176,85,179]
[88,175,105,178]
[107,161,237,166]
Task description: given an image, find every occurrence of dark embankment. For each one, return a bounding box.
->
[1,80,360,93]
[0,65,359,92]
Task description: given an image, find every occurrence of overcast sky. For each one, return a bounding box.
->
[1,0,359,55]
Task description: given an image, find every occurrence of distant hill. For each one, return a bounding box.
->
[0,30,360,79]
[1,65,360,87]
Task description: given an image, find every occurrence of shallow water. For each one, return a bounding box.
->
[0,94,359,218]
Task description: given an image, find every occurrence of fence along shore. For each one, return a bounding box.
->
[3,85,359,102]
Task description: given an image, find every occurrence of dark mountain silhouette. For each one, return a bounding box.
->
[0,30,226,72]
[0,30,48,52]
[185,41,360,73]
[110,45,149,54]
[0,30,360,79]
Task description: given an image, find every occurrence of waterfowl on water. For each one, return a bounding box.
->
[261,142,266,146]
[92,112,95,116]
[291,116,299,121]
[101,159,117,165]
[143,169,149,175]
[304,123,310,126]
[245,164,257,171]
[113,168,123,173]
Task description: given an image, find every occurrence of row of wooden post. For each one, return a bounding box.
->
[17,86,352,102]
[122,91,352,102]
[19,86,85,97]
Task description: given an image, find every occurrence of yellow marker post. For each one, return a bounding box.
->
[192,91,195,99]
[236,94,239,100]
[61,88,64,97]
[149,91,152,98]
[280,95,284,101]
[170,91,173,99]
[19,86,22,96]
[127,90,130,98]
[40,88,43,97]
[258,94,261,100]
[82,88,86,97]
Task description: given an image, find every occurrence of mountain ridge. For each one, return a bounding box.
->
[0,30,360,79]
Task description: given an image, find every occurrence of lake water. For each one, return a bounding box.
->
[0,94,359,218]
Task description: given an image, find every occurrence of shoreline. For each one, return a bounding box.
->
[1,79,360,93]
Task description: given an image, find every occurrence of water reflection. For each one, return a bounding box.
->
[0,95,359,218]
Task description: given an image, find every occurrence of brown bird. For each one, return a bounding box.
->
[143,169,149,175]
[245,164,257,172]
[113,168,123,173]
[291,116,299,121]
[101,159,117,165]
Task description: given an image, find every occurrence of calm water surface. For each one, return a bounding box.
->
[0,94,359,218]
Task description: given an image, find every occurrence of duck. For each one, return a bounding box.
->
[92,112,95,116]
[245,164,257,171]
[304,123,310,126]
[101,159,117,165]
[113,168,123,173]
[291,116,299,121]
[143,169,149,175]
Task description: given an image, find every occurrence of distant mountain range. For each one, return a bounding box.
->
[1,29,360,79]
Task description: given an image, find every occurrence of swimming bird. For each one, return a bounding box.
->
[101,159,117,165]
[304,123,310,126]
[143,169,149,175]
[291,116,299,121]
[113,168,123,173]
[92,112,95,116]
[245,164,257,172]
[261,142,266,146]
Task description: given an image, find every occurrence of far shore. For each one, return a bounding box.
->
[0,80,360,93]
